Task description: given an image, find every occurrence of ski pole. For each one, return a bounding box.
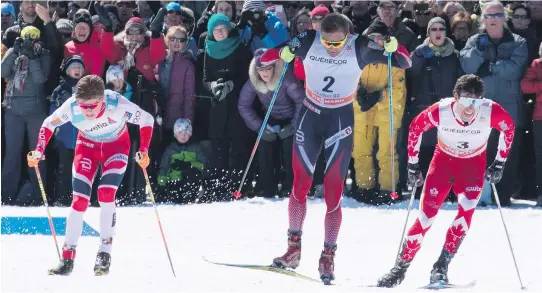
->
[394,186,417,261]
[387,52,398,200]
[490,184,525,289]
[141,166,176,277]
[34,165,62,261]
[233,61,290,199]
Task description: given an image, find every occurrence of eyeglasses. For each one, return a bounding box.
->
[169,36,187,43]
[511,14,529,20]
[430,27,446,32]
[256,65,273,71]
[379,5,396,10]
[484,12,504,19]
[320,35,347,49]
[458,96,483,108]
[213,27,228,34]
[78,101,102,110]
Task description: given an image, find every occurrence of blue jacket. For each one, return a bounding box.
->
[239,11,289,53]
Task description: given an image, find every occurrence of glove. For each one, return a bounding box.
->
[211,78,225,95]
[278,124,294,139]
[280,47,295,63]
[94,2,113,32]
[217,80,234,101]
[238,10,254,29]
[27,151,43,168]
[135,151,150,169]
[157,174,168,186]
[20,39,36,59]
[13,37,22,54]
[357,86,381,112]
[150,8,167,36]
[384,36,398,53]
[261,125,278,142]
[477,62,492,78]
[485,160,505,184]
[251,21,268,38]
[407,163,424,187]
[476,34,489,52]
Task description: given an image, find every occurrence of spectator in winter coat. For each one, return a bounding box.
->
[63,9,115,77]
[202,13,253,200]
[309,4,329,31]
[521,43,542,207]
[56,19,74,46]
[157,118,208,204]
[163,3,198,58]
[369,1,419,53]
[195,1,236,44]
[48,55,85,206]
[341,1,372,35]
[105,65,133,101]
[450,12,473,51]
[290,8,311,38]
[1,3,16,30]
[508,5,538,63]
[1,26,51,205]
[156,25,196,145]
[460,1,528,206]
[406,17,462,191]
[238,48,304,198]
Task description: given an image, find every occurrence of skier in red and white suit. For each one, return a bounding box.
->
[377,74,515,287]
[27,75,154,276]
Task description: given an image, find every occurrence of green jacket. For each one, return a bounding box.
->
[158,140,208,185]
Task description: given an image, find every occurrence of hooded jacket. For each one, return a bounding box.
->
[238,59,304,131]
[521,58,542,121]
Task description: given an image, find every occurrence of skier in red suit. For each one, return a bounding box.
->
[377,74,515,287]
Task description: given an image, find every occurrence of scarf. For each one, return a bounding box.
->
[122,41,142,70]
[7,55,29,97]
[205,36,240,60]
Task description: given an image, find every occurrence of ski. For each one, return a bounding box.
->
[202,257,321,283]
[419,280,477,290]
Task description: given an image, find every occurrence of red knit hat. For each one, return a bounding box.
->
[125,17,147,35]
[254,48,280,68]
[310,4,330,19]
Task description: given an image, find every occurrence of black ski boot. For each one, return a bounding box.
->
[48,259,75,276]
[376,259,411,288]
[94,252,111,276]
[430,250,454,284]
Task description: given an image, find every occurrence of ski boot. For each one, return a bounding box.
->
[272,231,302,269]
[94,251,112,276]
[429,250,454,284]
[48,246,76,276]
[318,244,337,285]
[376,259,411,288]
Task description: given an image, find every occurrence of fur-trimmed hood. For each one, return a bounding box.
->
[422,37,456,57]
[248,58,285,94]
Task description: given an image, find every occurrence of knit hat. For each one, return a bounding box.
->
[106,65,124,83]
[242,0,264,12]
[125,17,147,35]
[62,55,85,74]
[166,2,181,13]
[1,2,15,17]
[56,19,74,34]
[91,15,103,26]
[427,17,446,35]
[174,118,192,135]
[20,26,41,40]
[254,48,280,68]
[207,13,231,33]
[365,20,389,37]
[310,4,330,19]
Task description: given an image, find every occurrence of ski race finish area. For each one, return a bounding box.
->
[1,198,541,292]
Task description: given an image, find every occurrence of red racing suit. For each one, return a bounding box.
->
[400,98,514,262]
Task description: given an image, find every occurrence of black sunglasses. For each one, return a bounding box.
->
[169,36,187,43]
[511,14,529,20]
[430,27,446,32]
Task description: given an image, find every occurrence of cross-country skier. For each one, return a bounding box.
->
[27,75,154,276]
[376,74,515,287]
[273,13,412,283]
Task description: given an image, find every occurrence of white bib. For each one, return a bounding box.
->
[436,98,492,158]
[304,32,362,108]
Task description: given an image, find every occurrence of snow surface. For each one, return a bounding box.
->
[2,197,541,293]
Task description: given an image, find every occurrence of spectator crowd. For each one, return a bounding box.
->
[1,0,542,207]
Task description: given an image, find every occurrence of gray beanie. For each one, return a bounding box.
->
[56,18,74,33]
[427,17,446,35]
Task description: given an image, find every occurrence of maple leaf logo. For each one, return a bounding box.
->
[450,224,466,241]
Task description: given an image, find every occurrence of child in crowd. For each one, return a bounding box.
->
[105,64,133,100]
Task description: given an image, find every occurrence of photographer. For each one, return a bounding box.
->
[1,26,51,205]
[238,0,289,53]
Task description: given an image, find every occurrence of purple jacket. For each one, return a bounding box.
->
[157,50,196,129]
[238,60,305,131]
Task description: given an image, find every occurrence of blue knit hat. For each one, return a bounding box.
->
[207,13,231,33]
[166,2,181,13]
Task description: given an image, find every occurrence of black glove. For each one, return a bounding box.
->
[150,8,167,37]
[13,37,22,54]
[20,39,36,59]
[238,10,253,29]
[477,62,492,78]
[357,86,381,112]
[278,124,294,139]
[485,160,505,184]
[407,163,424,187]
[94,2,113,32]
[476,33,489,52]
[261,127,277,142]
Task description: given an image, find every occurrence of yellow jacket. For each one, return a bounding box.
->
[353,63,406,129]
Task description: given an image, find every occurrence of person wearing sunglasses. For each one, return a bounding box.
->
[460,1,528,207]
[275,13,411,284]
[27,75,154,276]
[377,74,515,288]
[508,4,537,63]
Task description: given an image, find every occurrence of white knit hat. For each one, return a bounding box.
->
[242,0,265,12]
[106,65,124,83]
